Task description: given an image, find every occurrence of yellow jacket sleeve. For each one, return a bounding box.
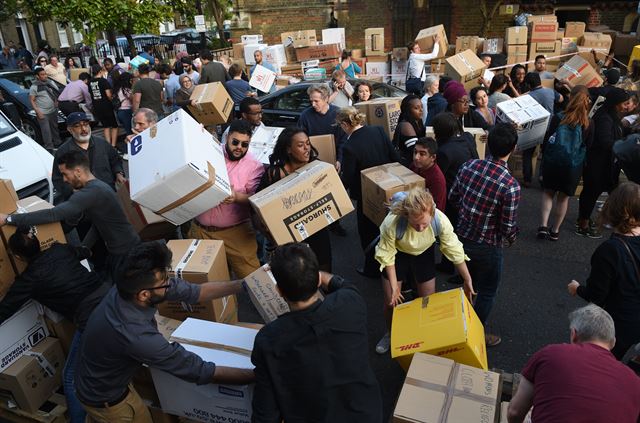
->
[375,214,398,271]
[436,209,468,265]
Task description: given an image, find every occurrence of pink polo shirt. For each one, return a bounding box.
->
[195,149,264,228]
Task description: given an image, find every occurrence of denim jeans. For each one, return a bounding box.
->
[63,330,86,423]
[462,239,503,324]
[116,108,133,135]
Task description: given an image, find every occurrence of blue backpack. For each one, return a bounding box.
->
[545,118,586,169]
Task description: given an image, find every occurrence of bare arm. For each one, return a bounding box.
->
[211,366,255,385]
[507,377,534,423]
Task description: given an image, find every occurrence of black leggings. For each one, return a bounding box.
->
[579,157,616,221]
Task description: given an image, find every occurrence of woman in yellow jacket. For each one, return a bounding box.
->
[374,187,475,354]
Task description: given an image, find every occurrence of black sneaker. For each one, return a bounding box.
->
[575,226,602,239]
[549,230,560,241]
[537,226,549,240]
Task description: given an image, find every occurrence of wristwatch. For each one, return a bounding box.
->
[5,215,12,224]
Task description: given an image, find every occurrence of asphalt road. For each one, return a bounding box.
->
[236,184,603,420]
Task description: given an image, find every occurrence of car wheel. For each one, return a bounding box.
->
[21,119,41,144]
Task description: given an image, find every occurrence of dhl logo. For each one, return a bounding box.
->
[435,346,464,356]
[395,341,424,351]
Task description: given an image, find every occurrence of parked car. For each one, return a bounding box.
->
[0,108,55,204]
[0,70,68,147]
[247,79,407,127]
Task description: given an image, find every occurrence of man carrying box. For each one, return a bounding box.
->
[251,243,382,422]
[75,241,254,423]
[0,151,140,284]
[0,227,109,423]
[189,120,265,279]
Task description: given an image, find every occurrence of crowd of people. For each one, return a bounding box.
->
[0,34,639,422]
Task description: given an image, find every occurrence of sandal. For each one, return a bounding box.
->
[549,230,560,241]
[537,226,549,240]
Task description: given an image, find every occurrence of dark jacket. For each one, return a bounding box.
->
[437,133,479,190]
[461,109,491,130]
[425,93,448,126]
[199,61,230,84]
[53,136,124,203]
[341,125,400,202]
[0,243,108,330]
[587,107,623,189]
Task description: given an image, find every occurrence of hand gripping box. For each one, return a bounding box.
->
[188,82,234,125]
[360,163,424,226]
[354,97,402,140]
[444,50,487,92]
[555,55,603,88]
[393,353,499,423]
[128,109,232,225]
[157,239,237,324]
[244,264,290,324]
[496,94,550,150]
[249,161,354,245]
[391,288,487,371]
[249,64,277,93]
[415,25,449,59]
[151,319,256,422]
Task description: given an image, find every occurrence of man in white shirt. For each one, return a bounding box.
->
[406,34,441,95]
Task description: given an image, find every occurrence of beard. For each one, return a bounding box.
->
[148,291,167,306]
[74,133,91,144]
[225,142,247,161]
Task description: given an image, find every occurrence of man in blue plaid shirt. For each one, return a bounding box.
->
[449,123,521,347]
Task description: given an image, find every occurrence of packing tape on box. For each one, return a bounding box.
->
[157,162,217,215]
[175,239,201,279]
[170,336,252,357]
[195,84,210,112]
[24,350,55,377]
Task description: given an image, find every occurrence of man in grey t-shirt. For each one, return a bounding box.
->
[29,67,61,150]
[131,63,164,117]
[534,55,555,80]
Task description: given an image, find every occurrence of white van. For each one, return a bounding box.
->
[0,110,54,203]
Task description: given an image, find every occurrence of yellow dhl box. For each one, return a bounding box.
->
[157,239,238,324]
[391,288,487,371]
[188,82,234,125]
[393,353,499,423]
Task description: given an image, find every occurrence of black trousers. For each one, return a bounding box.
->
[579,154,617,221]
[357,203,381,274]
[59,100,81,117]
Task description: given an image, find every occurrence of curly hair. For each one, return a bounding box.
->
[599,182,640,234]
[269,127,318,167]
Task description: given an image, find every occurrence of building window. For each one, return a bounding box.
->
[56,22,70,48]
[72,25,84,44]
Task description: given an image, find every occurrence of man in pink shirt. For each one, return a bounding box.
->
[189,120,265,278]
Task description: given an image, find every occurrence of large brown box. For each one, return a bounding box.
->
[365,28,386,56]
[506,45,528,55]
[249,161,354,245]
[295,44,341,62]
[444,49,487,92]
[310,135,336,165]
[505,26,528,45]
[0,337,64,413]
[188,82,234,125]
[483,38,504,54]
[69,68,89,81]
[354,98,402,141]
[392,47,409,61]
[116,182,175,241]
[527,15,557,24]
[156,239,238,324]
[529,21,559,43]
[580,32,612,54]
[564,22,586,39]
[455,36,480,54]
[415,25,448,59]
[280,30,317,48]
[361,163,424,226]
[555,55,603,88]
[528,41,562,69]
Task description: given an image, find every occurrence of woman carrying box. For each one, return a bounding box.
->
[373,187,474,354]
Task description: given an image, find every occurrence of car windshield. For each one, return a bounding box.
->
[1,73,37,90]
[0,113,16,138]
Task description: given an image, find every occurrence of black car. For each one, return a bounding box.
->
[250,79,406,127]
[0,70,68,146]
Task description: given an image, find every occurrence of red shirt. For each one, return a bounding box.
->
[522,343,640,423]
[409,163,447,211]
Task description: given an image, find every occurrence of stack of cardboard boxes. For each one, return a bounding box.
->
[364,27,388,81]
[527,15,561,71]
[505,26,528,65]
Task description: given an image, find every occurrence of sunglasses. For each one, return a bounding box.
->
[457,98,471,105]
[231,139,250,148]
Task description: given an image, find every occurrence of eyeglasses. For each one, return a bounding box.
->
[143,284,171,291]
[457,98,470,105]
[231,139,250,148]
[244,111,262,116]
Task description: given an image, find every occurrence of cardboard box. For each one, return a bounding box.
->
[0,179,18,215]
[360,163,424,226]
[69,68,89,81]
[426,127,487,159]
[580,32,612,54]
[243,43,267,66]
[0,337,64,413]
[529,21,559,43]
[365,27,386,56]
[561,37,579,55]
[310,134,336,165]
[295,43,341,62]
[508,146,539,182]
[240,34,263,45]
[0,301,49,372]
[265,44,287,67]
[391,60,408,83]
[455,36,480,54]
[2,196,66,274]
[528,41,562,68]
[243,264,290,324]
[393,353,499,423]
[354,97,402,141]
[564,22,586,39]
[392,47,409,61]
[116,182,174,241]
[483,38,504,54]
[526,15,557,24]
[322,28,346,51]
[157,239,237,324]
[507,54,528,65]
[232,43,244,59]
[496,94,551,150]
[43,307,76,357]
[415,25,448,59]
[128,109,232,225]
[506,45,528,55]
[431,58,447,73]
[281,30,317,48]
[249,161,354,245]
[444,49,487,92]
[555,55,603,88]
[505,26,528,45]
[150,319,256,422]
[365,60,389,81]
[247,126,284,165]
[614,33,640,56]
[391,288,487,371]
[351,49,363,59]
[189,81,234,125]
[249,64,277,93]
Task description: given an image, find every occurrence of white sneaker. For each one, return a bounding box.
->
[375,332,391,354]
[122,153,129,161]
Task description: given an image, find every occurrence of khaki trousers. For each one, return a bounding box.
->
[82,387,152,423]
[189,221,260,278]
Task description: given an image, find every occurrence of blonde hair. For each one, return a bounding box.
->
[389,187,435,218]
[335,106,367,128]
